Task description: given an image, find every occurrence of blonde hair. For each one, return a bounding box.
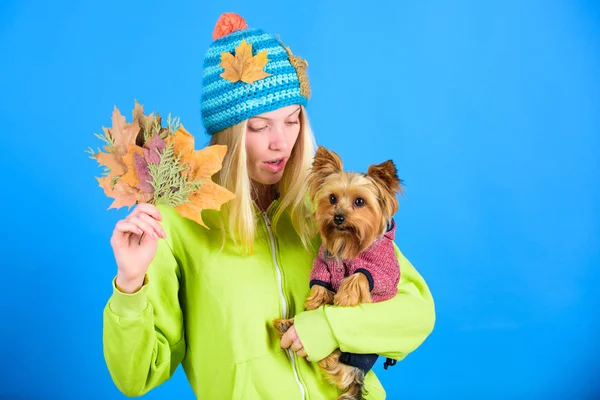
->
[209,105,317,254]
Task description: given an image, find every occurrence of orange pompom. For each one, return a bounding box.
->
[212,12,248,40]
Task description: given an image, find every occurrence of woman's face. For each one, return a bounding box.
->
[245,105,302,186]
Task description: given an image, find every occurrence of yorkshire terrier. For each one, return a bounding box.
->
[274,145,404,400]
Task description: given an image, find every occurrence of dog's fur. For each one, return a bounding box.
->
[273,146,403,400]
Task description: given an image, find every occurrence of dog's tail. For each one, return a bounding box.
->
[337,368,366,400]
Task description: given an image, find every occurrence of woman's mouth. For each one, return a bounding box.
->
[263,158,287,173]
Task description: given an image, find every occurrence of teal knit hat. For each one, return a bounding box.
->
[201,12,311,135]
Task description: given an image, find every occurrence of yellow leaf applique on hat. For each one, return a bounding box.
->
[220,39,272,84]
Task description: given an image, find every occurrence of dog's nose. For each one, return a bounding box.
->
[334,214,345,225]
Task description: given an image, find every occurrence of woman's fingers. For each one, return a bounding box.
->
[127,216,160,240]
[291,339,303,352]
[296,348,308,359]
[111,203,165,248]
[280,326,298,349]
[114,220,144,236]
[138,212,166,238]
[134,203,162,221]
[123,203,165,239]
[280,326,309,359]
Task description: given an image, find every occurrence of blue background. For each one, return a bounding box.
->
[1,0,598,399]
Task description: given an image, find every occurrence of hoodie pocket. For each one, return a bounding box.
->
[232,350,304,400]
[231,362,247,400]
[363,370,387,400]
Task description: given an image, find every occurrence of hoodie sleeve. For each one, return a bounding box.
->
[294,244,435,363]
[102,236,186,397]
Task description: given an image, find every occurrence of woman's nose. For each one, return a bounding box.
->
[269,125,288,151]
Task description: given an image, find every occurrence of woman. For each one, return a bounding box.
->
[102,12,435,400]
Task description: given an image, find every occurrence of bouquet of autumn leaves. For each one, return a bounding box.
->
[87,101,235,228]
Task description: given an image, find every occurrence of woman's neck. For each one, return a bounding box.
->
[252,182,278,212]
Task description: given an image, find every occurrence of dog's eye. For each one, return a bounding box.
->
[354,198,365,207]
[329,194,337,204]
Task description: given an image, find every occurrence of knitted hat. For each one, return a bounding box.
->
[201,13,311,135]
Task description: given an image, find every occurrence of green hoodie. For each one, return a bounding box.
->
[102,202,435,399]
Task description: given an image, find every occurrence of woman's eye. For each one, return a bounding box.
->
[249,125,267,132]
[354,198,365,207]
[285,120,299,126]
[329,194,337,204]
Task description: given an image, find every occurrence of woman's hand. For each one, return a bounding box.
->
[280,325,310,361]
[110,203,166,294]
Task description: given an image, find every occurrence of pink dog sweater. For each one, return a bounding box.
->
[309,220,400,302]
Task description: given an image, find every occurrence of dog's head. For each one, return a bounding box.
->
[308,146,403,260]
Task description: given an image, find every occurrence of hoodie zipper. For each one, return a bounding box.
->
[261,211,306,400]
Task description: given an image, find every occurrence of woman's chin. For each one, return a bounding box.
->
[260,175,284,185]
[254,171,284,186]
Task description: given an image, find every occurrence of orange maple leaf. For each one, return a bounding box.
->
[94,152,126,177]
[96,176,151,210]
[168,125,235,228]
[220,39,272,84]
[107,106,141,156]
[169,124,195,162]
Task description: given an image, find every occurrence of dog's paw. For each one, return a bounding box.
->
[334,273,372,307]
[305,285,335,310]
[272,318,294,336]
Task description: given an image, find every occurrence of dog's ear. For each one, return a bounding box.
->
[308,146,343,197]
[367,160,404,216]
[313,146,343,174]
[367,160,402,193]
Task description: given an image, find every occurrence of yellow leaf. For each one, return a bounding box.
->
[121,144,145,188]
[220,52,243,83]
[175,201,208,228]
[168,125,235,228]
[193,181,235,211]
[183,143,229,181]
[169,124,195,157]
[236,38,252,62]
[220,39,272,84]
[175,182,235,228]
